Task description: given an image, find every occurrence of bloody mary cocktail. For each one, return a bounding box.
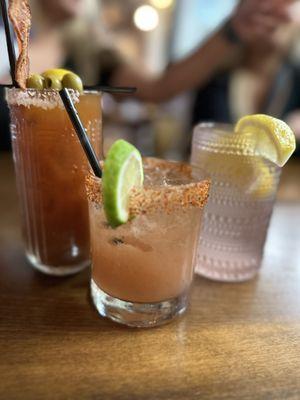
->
[7,88,102,275]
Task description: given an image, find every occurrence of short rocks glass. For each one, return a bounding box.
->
[86,158,210,327]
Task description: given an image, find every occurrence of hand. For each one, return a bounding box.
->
[231,0,292,43]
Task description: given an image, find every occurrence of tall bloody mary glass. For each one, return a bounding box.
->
[6,88,102,275]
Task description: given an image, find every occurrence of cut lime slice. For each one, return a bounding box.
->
[102,140,143,228]
[235,114,296,167]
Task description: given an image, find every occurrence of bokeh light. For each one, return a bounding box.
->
[133,5,159,32]
[150,0,174,9]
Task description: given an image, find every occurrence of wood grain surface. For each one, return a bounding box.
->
[1,153,300,400]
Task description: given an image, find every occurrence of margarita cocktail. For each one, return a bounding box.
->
[86,143,210,327]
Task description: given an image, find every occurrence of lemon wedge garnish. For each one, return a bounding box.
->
[196,150,276,199]
[235,114,296,167]
[193,151,256,192]
[193,114,296,199]
[248,159,277,199]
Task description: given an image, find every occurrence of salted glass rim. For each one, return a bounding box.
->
[5,87,101,109]
[86,157,210,216]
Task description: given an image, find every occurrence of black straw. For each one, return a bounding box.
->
[84,85,137,94]
[59,88,102,178]
[0,0,18,87]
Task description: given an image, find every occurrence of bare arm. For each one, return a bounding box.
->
[112,31,236,103]
[111,0,291,103]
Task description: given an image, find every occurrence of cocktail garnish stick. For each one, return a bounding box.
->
[0,0,18,87]
[84,85,137,94]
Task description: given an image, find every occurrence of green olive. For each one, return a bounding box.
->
[44,75,63,90]
[62,72,83,93]
[26,74,45,90]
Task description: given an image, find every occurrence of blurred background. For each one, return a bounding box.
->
[1,0,300,169]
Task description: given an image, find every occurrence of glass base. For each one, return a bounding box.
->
[26,253,89,277]
[91,279,188,328]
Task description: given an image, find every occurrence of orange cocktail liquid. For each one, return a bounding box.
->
[7,89,102,275]
[86,158,210,327]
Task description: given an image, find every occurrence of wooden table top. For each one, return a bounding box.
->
[1,153,300,400]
